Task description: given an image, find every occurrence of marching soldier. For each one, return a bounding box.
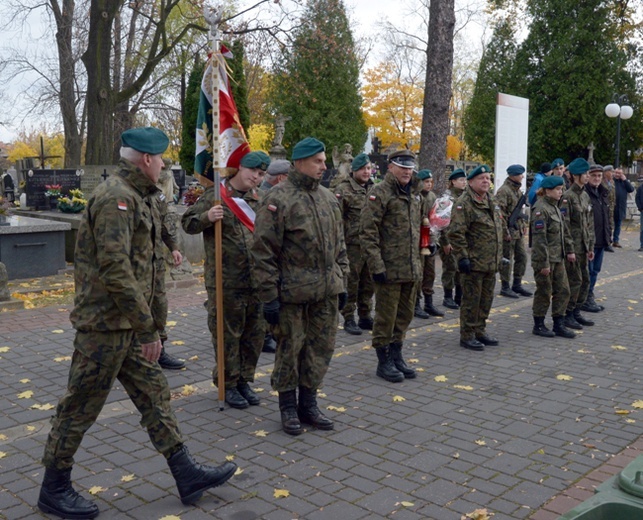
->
[448,165,503,351]
[335,152,375,335]
[361,150,423,382]
[253,137,349,435]
[439,169,466,309]
[495,164,532,299]
[530,175,574,338]
[559,158,595,330]
[182,151,270,409]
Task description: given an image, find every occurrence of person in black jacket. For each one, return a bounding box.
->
[584,165,611,312]
[635,181,643,251]
[612,168,634,247]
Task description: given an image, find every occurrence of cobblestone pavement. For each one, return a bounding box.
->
[1,231,642,520]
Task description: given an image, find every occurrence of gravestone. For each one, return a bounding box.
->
[25,169,82,209]
[79,165,115,196]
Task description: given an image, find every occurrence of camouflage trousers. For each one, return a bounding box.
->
[565,253,589,312]
[206,287,263,389]
[532,262,570,318]
[421,253,436,296]
[152,266,169,342]
[439,249,459,291]
[372,281,417,349]
[270,296,338,392]
[459,271,496,339]
[342,244,374,321]
[499,236,527,283]
[42,330,183,470]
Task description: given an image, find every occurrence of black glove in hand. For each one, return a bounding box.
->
[458,258,472,274]
[263,299,280,325]
[338,292,348,311]
[372,272,387,283]
[428,244,437,257]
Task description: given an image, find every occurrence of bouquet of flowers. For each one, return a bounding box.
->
[45,184,62,198]
[57,188,87,213]
[428,192,454,237]
[183,185,205,206]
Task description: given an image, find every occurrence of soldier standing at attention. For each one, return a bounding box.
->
[448,165,503,351]
[530,175,575,338]
[439,169,467,309]
[38,128,236,520]
[495,164,532,299]
[182,151,270,409]
[416,169,444,318]
[334,152,375,335]
[360,150,422,382]
[253,137,349,435]
[559,158,595,331]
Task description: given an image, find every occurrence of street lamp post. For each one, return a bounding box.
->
[605,94,633,168]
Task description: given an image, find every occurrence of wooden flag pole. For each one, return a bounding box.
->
[204,5,226,411]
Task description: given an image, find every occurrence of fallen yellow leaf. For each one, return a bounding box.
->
[121,474,136,482]
[188,355,199,361]
[17,390,34,399]
[226,455,235,461]
[615,410,630,415]
[318,392,327,398]
[434,375,448,382]
[253,430,268,437]
[612,345,628,351]
[254,387,265,393]
[159,516,182,520]
[461,508,494,520]
[0,434,7,441]
[0,452,6,459]
[269,390,279,397]
[326,405,346,412]
[626,419,636,423]
[416,367,425,372]
[0,346,10,353]
[393,395,406,402]
[408,358,419,363]
[632,400,643,409]
[51,329,64,334]
[54,356,72,362]
[88,486,107,495]
[181,385,196,396]
[628,300,638,304]
[166,321,177,326]
[400,501,415,507]
[577,349,590,353]
[273,488,290,498]
[234,467,244,476]
[453,385,473,391]
[19,378,30,383]
[170,340,185,346]
[25,425,36,432]
[31,403,55,411]
[475,439,486,446]
[556,374,573,381]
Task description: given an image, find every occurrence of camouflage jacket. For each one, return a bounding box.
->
[439,186,464,247]
[334,175,373,246]
[495,177,527,239]
[447,186,503,273]
[252,168,349,304]
[360,172,423,283]
[420,190,437,218]
[181,181,259,291]
[559,183,595,255]
[530,195,567,270]
[70,159,161,344]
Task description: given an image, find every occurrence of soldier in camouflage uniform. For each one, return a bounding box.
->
[439,169,466,309]
[334,152,375,335]
[417,169,444,318]
[448,165,503,351]
[38,128,236,520]
[360,149,422,382]
[252,137,349,435]
[530,175,575,338]
[182,151,270,410]
[494,164,532,299]
[559,158,595,330]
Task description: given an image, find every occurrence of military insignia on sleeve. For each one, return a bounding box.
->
[117,201,127,211]
[335,193,342,198]
[535,211,541,216]
[534,220,545,230]
[267,204,277,212]
[369,195,376,200]
[159,193,166,202]
[456,205,463,210]
[560,207,567,216]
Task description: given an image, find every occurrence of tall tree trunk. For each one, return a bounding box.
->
[82,0,121,165]
[419,0,455,193]
[50,0,82,167]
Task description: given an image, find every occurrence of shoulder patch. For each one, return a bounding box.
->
[456,205,463,210]
[117,201,128,211]
[159,193,166,202]
[535,211,541,216]
[534,220,545,230]
[335,193,342,198]
[560,207,567,216]
[369,195,377,200]
[267,204,277,212]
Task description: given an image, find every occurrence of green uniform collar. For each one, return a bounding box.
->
[118,159,160,197]
[289,168,320,191]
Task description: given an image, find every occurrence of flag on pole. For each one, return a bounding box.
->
[194,46,251,185]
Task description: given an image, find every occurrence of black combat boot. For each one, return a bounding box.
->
[573,308,594,326]
[389,342,416,379]
[262,333,276,353]
[500,281,519,298]
[168,445,237,505]
[357,316,374,330]
[443,288,459,309]
[224,387,249,409]
[580,292,603,313]
[553,316,575,338]
[38,466,99,519]
[476,333,499,346]
[564,310,583,330]
[414,297,430,319]
[298,386,334,430]
[158,346,186,370]
[532,316,555,337]
[237,381,260,405]
[512,278,533,297]
[454,285,463,306]
[423,294,445,316]
[278,390,303,435]
[460,338,485,351]
[375,347,404,382]
[343,318,363,335]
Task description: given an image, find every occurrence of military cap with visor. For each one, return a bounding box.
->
[121,127,169,155]
[388,149,416,169]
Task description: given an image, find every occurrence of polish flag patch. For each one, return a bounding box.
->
[117,201,128,211]
[369,195,376,200]
[267,204,277,212]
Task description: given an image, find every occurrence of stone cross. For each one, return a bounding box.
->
[587,142,595,164]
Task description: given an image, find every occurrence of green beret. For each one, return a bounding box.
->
[449,168,465,181]
[240,151,271,170]
[551,158,564,168]
[467,164,491,180]
[292,137,326,160]
[388,149,416,169]
[568,157,590,175]
[417,169,432,180]
[541,175,564,189]
[351,153,370,171]
[121,127,169,155]
[506,164,525,176]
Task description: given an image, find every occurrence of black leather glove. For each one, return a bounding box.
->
[458,258,472,274]
[338,292,348,311]
[428,244,437,257]
[263,299,280,325]
[372,272,387,283]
